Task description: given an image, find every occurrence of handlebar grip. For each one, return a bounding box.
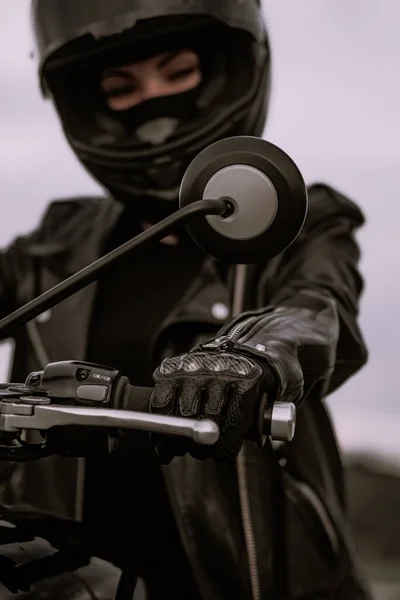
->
[118,380,154,413]
[124,385,154,413]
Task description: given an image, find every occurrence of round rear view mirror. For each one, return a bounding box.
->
[179,136,308,263]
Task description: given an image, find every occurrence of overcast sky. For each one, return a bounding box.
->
[0,1,399,463]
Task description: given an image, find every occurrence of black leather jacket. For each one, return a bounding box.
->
[0,184,370,599]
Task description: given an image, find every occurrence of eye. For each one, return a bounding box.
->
[101,71,138,99]
[163,51,201,83]
[105,84,137,98]
[167,66,198,82]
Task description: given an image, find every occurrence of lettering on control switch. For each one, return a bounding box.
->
[93,374,111,381]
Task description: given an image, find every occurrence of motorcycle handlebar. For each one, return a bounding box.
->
[0,362,296,461]
[0,381,221,448]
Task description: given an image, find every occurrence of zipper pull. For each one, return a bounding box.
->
[202,335,234,352]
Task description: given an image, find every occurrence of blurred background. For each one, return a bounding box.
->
[0,1,399,598]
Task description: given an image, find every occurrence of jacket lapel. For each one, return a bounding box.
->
[26,197,122,363]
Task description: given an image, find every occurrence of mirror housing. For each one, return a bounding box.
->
[180,136,308,263]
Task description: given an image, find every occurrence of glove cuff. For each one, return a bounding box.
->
[197,297,338,407]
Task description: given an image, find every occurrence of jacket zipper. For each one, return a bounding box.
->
[232,265,260,600]
[237,451,260,600]
[201,316,255,351]
[190,265,261,599]
[26,319,85,522]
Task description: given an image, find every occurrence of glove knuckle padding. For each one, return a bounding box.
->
[159,354,182,375]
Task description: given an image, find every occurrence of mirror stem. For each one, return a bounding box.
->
[0,199,227,340]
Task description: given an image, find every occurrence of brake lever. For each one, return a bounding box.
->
[0,399,220,446]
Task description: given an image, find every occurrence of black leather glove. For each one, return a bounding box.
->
[151,350,276,462]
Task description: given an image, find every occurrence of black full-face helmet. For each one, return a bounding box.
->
[31,0,271,221]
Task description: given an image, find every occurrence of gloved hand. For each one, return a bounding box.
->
[151,349,276,462]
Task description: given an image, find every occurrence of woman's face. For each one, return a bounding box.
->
[100,49,202,111]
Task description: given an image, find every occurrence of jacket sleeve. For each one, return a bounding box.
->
[207,184,368,406]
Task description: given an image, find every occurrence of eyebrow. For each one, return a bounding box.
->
[157,51,182,68]
[102,51,187,81]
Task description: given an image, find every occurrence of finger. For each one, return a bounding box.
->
[215,437,244,462]
[151,380,178,413]
[189,439,213,461]
[214,389,245,461]
[204,380,231,418]
[153,443,175,465]
[221,389,245,433]
[152,430,189,462]
[178,379,203,417]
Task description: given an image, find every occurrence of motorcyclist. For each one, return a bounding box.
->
[0,1,373,598]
